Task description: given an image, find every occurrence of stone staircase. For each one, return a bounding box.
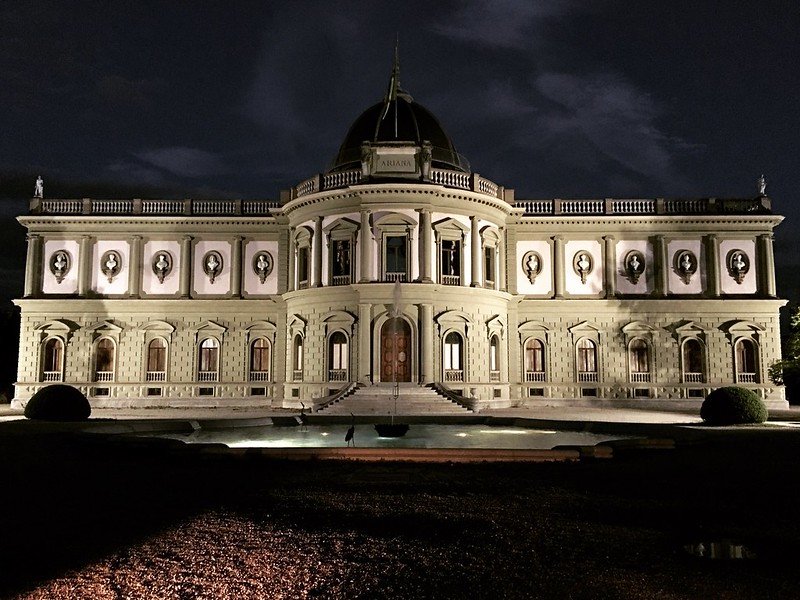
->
[319,382,472,416]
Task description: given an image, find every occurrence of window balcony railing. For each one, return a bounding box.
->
[385,272,407,283]
[441,274,460,286]
[198,371,218,382]
[94,371,114,382]
[684,372,705,384]
[293,369,303,382]
[42,371,62,382]
[737,372,758,384]
[249,371,271,382]
[444,369,464,382]
[525,371,546,382]
[328,369,348,382]
[332,275,351,286]
[630,372,651,383]
[490,370,500,382]
[146,371,166,382]
[577,372,598,383]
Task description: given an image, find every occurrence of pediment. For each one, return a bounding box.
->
[433,217,469,234]
[723,320,765,334]
[518,321,550,334]
[34,319,77,334]
[321,310,356,325]
[621,321,656,334]
[568,320,600,334]
[195,320,227,334]
[435,310,473,325]
[673,320,707,335]
[323,217,359,235]
[487,315,505,338]
[87,320,123,334]
[246,320,277,334]
[374,212,417,227]
[141,320,175,333]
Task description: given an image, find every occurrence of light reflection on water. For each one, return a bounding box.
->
[149,424,625,450]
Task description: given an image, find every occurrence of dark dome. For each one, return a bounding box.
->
[328,93,470,173]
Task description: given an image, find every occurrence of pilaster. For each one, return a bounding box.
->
[24,234,42,297]
[78,235,92,296]
[313,216,323,287]
[420,303,434,383]
[179,235,192,298]
[552,235,565,299]
[359,210,372,283]
[603,235,616,298]
[470,215,481,286]
[128,235,142,297]
[231,235,243,297]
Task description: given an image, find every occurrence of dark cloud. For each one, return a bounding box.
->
[134,147,230,179]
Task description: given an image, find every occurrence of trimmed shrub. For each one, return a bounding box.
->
[700,386,767,425]
[24,384,91,421]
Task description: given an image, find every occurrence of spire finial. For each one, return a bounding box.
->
[393,33,400,90]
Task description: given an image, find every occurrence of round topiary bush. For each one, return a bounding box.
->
[700,386,768,425]
[24,384,91,421]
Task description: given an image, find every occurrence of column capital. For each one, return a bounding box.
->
[129,234,142,241]
[182,235,193,243]
[602,234,615,241]
[26,233,41,241]
[552,234,564,242]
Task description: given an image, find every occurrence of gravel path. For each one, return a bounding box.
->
[2,426,799,599]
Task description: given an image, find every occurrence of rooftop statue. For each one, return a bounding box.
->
[34,176,44,199]
[758,174,767,196]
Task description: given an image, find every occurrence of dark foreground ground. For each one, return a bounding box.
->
[1,422,800,599]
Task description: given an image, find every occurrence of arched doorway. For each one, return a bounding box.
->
[381,317,411,382]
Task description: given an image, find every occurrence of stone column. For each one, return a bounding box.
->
[420,303,434,383]
[419,208,432,283]
[313,216,323,287]
[128,235,142,297]
[603,235,616,298]
[359,210,372,283]
[231,236,243,297]
[24,234,42,297]
[287,228,295,292]
[552,235,565,298]
[470,215,481,286]
[179,235,193,298]
[78,235,92,296]
[654,235,668,297]
[498,227,506,291]
[358,303,372,383]
[759,233,777,297]
[705,234,720,297]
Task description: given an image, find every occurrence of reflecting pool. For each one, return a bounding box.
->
[148,424,626,450]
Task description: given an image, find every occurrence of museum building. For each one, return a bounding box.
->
[12,63,788,411]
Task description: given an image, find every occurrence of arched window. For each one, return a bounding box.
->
[682,339,705,383]
[249,338,271,381]
[198,338,219,382]
[629,339,650,383]
[443,331,464,382]
[41,338,64,382]
[328,332,348,381]
[94,338,115,382]
[524,338,545,382]
[735,339,759,383]
[292,334,304,381]
[489,335,500,381]
[576,338,598,382]
[146,338,167,382]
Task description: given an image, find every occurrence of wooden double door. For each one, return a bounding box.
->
[380,317,411,382]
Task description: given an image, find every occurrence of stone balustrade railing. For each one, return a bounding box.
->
[292,168,504,199]
[517,197,771,216]
[31,198,281,216]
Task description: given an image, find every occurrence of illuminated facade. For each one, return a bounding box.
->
[12,67,787,411]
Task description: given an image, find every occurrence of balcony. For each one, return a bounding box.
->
[577,372,598,383]
[332,275,351,286]
[630,372,651,383]
[42,371,62,382]
[198,371,218,382]
[385,272,407,283]
[249,371,271,382]
[525,371,546,382]
[94,371,113,382]
[328,369,348,382]
[737,372,758,384]
[146,371,166,382]
[441,274,460,286]
[444,369,464,382]
[684,372,705,384]
[490,370,500,383]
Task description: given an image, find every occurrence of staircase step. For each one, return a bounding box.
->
[318,383,471,416]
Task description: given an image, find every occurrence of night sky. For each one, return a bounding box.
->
[1,1,798,302]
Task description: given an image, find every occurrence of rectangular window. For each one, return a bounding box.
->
[528,388,544,397]
[331,240,351,285]
[91,387,110,397]
[440,240,461,285]
[581,388,597,397]
[147,387,163,396]
[385,236,407,281]
[198,387,214,396]
[484,246,495,287]
[297,247,309,289]
[250,387,267,396]
[688,389,705,398]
